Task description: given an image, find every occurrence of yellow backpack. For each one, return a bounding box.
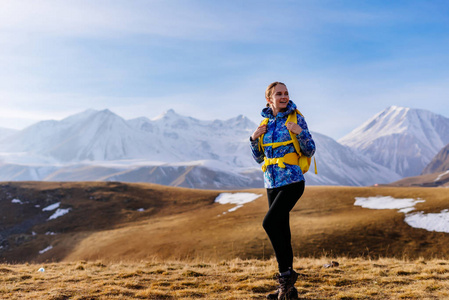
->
[258,109,317,174]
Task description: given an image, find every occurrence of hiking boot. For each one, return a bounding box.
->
[266,270,299,300]
[277,274,298,300]
[266,286,298,300]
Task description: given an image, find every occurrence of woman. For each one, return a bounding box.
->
[249,82,316,300]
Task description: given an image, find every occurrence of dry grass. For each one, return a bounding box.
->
[2,257,449,299]
[2,183,449,298]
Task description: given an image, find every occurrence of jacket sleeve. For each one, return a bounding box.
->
[296,114,316,157]
[249,137,265,164]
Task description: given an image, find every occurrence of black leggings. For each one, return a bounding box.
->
[262,181,305,273]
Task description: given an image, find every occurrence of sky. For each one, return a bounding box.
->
[1,0,449,140]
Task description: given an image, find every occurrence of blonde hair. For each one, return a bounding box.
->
[265,81,286,107]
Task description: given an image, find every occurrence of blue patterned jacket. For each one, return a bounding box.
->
[250,100,316,189]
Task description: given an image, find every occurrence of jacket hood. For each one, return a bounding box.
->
[261,100,297,119]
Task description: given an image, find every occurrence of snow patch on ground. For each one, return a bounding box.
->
[215,193,262,214]
[435,170,449,182]
[355,196,449,233]
[42,202,60,211]
[354,196,425,213]
[39,245,53,254]
[405,210,449,233]
[11,199,23,204]
[48,208,71,220]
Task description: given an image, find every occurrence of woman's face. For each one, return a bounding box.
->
[267,84,289,114]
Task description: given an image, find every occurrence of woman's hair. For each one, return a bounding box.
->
[265,81,286,107]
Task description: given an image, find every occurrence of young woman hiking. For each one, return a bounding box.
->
[249,82,316,300]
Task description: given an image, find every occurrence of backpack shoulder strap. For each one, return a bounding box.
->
[287,109,317,174]
[258,118,269,152]
[285,110,301,155]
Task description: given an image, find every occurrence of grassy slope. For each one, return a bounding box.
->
[0,182,219,262]
[2,182,449,263]
[64,185,449,262]
[1,257,449,299]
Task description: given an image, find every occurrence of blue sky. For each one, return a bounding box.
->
[1,0,449,139]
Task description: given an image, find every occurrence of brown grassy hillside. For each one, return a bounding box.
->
[0,181,218,262]
[1,257,449,299]
[1,182,449,263]
[388,170,449,187]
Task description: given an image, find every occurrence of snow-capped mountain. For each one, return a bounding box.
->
[0,109,263,188]
[127,109,257,167]
[422,142,449,175]
[338,106,449,177]
[2,106,444,188]
[0,109,165,162]
[0,108,258,168]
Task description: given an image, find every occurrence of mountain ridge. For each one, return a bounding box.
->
[0,106,448,188]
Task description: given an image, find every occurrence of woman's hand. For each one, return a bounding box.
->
[251,125,267,141]
[286,122,302,135]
